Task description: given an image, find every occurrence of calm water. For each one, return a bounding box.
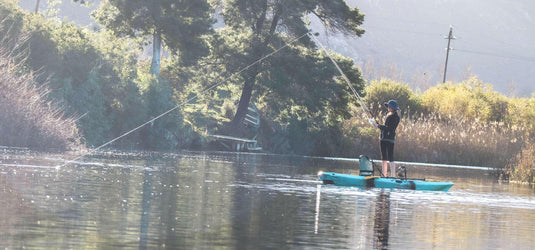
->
[1,150,534,249]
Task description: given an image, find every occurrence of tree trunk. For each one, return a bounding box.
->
[229,69,257,136]
[150,30,161,77]
[229,1,284,137]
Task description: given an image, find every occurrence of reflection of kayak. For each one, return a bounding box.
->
[318,172,454,191]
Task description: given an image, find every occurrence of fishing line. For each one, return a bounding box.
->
[62,32,310,166]
[310,33,374,121]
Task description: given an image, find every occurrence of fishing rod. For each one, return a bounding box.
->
[309,33,377,125]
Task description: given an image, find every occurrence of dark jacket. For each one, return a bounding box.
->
[378,112,400,142]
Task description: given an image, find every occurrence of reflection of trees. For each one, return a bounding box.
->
[0,152,337,248]
[0,170,39,247]
[157,163,180,248]
[0,158,142,248]
[139,170,152,250]
[373,191,391,250]
[229,154,305,249]
[148,157,236,249]
[4,152,535,249]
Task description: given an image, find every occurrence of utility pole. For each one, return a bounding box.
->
[442,26,455,83]
[35,0,40,13]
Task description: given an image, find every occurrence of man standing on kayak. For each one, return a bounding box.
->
[370,100,400,177]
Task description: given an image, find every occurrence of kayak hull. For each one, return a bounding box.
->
[319,172,453,191]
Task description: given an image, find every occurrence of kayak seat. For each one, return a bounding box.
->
[359,155,374,176]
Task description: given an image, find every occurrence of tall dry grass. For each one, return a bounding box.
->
[344,108,529,169]
[504,142,535,185]
[397,113,527,168]
[0,47,82,151]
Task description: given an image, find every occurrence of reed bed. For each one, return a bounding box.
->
[397,114,527,168]
[0,48,81,151]
[504,142,535,185]
[344,108,529,169]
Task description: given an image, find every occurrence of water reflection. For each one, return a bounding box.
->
[373,191,391,250]
[314,184,321,234]
[139,170,152,250]
[0,151,534,249]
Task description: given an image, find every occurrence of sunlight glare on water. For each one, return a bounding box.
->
[0,150,534,249]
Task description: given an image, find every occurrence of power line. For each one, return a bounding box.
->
[453,48,535,62]
[362,25,443,37]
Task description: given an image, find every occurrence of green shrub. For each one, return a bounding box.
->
[0,0,24,49]
[365,79,421,116]
[507,97,535,133]
[421,77,509,122]
[138,76,185,150]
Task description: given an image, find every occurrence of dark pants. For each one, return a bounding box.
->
[380,140,395,162]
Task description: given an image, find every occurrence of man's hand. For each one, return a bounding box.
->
[368,118,378,127]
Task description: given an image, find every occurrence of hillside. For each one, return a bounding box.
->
[313,0,535,96]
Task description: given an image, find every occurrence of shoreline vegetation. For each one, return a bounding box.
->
[1,1,533,185]
[0,47,81,152]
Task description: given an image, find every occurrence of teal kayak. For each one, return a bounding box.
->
[318,172,454,191]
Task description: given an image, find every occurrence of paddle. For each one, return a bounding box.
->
[370,160,386,178]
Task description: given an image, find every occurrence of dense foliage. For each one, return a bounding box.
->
[0,3,80,151]
[92,0,214,76]
[1,1,193,150]
[216,0,365,135]
[365,79,421,116]
[421,77,510,123]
